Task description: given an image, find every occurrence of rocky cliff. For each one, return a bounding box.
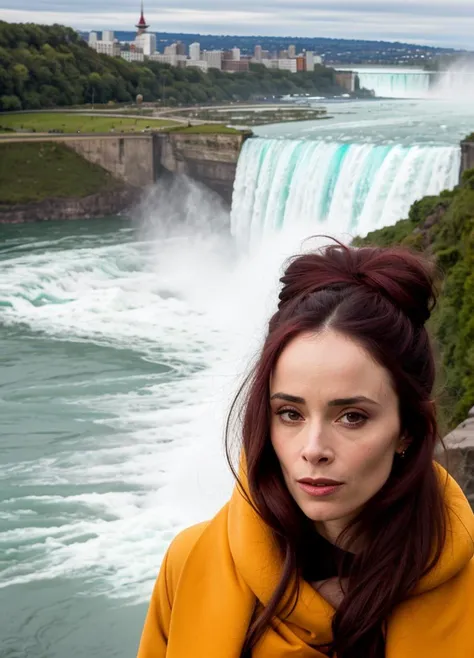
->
[155,132,251,204]
[442,410,474,508]
[0,185,141,223]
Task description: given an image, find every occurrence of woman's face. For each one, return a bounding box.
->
[269,329,404,545]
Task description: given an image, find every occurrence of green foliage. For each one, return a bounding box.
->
[355,169,474,428]
[0,21,346,111]
[0,142,121,204]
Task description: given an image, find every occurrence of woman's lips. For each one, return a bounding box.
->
[297,482,344,497]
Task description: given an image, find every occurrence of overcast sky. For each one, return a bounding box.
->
[1,0,473,49]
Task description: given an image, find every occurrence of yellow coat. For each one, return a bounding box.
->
[137,467,474,657]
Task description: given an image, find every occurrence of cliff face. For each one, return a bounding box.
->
[460,140,474,178]
[442,411,474,507]
[155,132,251,204]
[0,186,141,223]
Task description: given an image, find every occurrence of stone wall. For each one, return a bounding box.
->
[67,136,156,187]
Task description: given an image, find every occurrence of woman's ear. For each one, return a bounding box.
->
[396,434,412,456]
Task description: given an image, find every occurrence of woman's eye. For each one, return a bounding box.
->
[276,409,302,423]
[340,412,368,427]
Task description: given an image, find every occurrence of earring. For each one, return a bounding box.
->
[399,449,407,459]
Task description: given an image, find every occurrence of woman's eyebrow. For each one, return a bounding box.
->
[270,393,380,406]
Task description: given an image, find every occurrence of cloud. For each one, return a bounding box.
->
[1,0,473,49]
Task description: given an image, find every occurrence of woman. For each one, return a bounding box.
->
[137,242,474,658]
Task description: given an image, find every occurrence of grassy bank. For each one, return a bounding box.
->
[354,169,474,429]
[0,113,177,134]
[0,142,121,205]
[163,123,247,135]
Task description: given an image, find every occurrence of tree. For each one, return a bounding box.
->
[0,94,21,111]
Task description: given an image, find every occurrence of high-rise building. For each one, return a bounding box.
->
[189,42,201,60]
[232,47,241,61]
[254,45,262,62]
[135,32,156,56]
[133,2,157,57]
[203,50,223,70]
[305,51,315,71]
[88,30,120,57]
[176,42,186,56]
[164,43,177,56]
[288,44,296,58]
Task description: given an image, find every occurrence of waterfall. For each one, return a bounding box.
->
[357,71,431,98]
[336,67,432,98]
[230,138,460,248]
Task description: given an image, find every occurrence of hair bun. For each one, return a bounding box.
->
[279,241,436,327]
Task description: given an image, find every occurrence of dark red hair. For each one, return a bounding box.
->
[226,240,447,658]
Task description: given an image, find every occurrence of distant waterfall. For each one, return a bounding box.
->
[337,67,432,98]
[230,138,460,248]
[357,71,431,98]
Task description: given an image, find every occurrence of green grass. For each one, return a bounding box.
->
[163,123,247,135]
[0,142,121,205]
[0,112,177,134]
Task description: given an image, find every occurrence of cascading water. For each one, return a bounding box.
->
[357,70,431,98]
[230,137,460,248]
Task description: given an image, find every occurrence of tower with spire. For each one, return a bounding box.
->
[136,1,149,35]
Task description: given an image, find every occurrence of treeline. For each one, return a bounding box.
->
[354,168,474,429]
[0,21,345,111]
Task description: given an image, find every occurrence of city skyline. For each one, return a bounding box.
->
[1,0,473,50]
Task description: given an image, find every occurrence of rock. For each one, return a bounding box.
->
[0,186,142,223]
[468,407,474,418]
[440,417,474,508]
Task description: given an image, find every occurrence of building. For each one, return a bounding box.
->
[189,42,201,61]
[135,32,156,56]
[88,31,120,57]
[254,45,262,62]
[121,50,145,62]
[222,59,250,73]
[203,50,223,70]
[296,56,306,72]
[176,42,186,56]
[305,51,315,72]
[150,53,187,67]
[232,47,241,61]
[164,43,177,56]
[261,58,278,70]
[186,59,208,73]
[102,30,115,42]
[135,0,149,35]
[278,59,297,73]
[288,44,296,59]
